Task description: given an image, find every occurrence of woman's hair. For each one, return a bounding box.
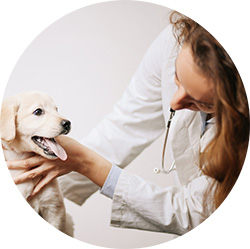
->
[170,12,249,209]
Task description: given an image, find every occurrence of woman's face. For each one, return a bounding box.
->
[170,45,215,114]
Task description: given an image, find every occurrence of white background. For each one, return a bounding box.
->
[0,1,249,249]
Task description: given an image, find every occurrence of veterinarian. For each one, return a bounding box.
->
[7,12,249,235]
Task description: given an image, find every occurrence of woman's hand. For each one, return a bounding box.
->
[6,136,112,198]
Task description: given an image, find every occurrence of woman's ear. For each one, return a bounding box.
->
[0,97,19,143]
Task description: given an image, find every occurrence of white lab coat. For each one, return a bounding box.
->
[110,110,216,235]
[59,25,217,234]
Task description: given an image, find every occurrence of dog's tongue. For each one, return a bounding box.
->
[44,138,67,161]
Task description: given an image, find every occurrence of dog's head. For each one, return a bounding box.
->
[0,91,71,160]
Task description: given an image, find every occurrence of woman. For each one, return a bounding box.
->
[170,13,249,209]
[6,12,249,234]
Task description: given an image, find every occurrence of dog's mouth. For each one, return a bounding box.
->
[31,136,67,161]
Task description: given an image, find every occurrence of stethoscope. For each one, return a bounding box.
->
[154,108,176,174]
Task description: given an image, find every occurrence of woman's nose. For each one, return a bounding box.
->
[170,88,191,111]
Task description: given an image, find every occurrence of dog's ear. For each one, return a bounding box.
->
[0,97,19,143]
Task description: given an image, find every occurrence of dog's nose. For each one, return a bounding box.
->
[61,119,71,134]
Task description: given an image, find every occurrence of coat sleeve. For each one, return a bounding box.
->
[59,26,177,205]
[110,170,215,235]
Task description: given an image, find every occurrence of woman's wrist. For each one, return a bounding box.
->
[56,136,112,188]
[75,144,112,188]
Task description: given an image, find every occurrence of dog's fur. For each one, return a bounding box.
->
[0,91,73,236]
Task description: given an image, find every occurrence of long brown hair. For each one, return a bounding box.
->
[170,12,249,209]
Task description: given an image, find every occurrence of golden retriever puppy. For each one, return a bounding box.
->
[0,91,72,235]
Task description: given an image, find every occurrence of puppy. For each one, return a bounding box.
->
[0,91,72,235]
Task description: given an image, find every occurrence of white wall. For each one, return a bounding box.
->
[3,1,177,248]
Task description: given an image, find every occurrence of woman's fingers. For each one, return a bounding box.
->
[28,171,58,200]
[6,155,45,170]
[13,161,55,184]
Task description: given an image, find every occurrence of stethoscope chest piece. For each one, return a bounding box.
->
[154,161,176,174]
[153,167,161,174]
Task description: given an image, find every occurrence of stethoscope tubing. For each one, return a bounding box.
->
[154,108,175,174]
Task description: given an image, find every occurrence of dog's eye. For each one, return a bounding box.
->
[33,108,43,116]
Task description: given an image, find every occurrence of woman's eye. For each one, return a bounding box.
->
[196,102,214,111]
[33,108,44,116]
